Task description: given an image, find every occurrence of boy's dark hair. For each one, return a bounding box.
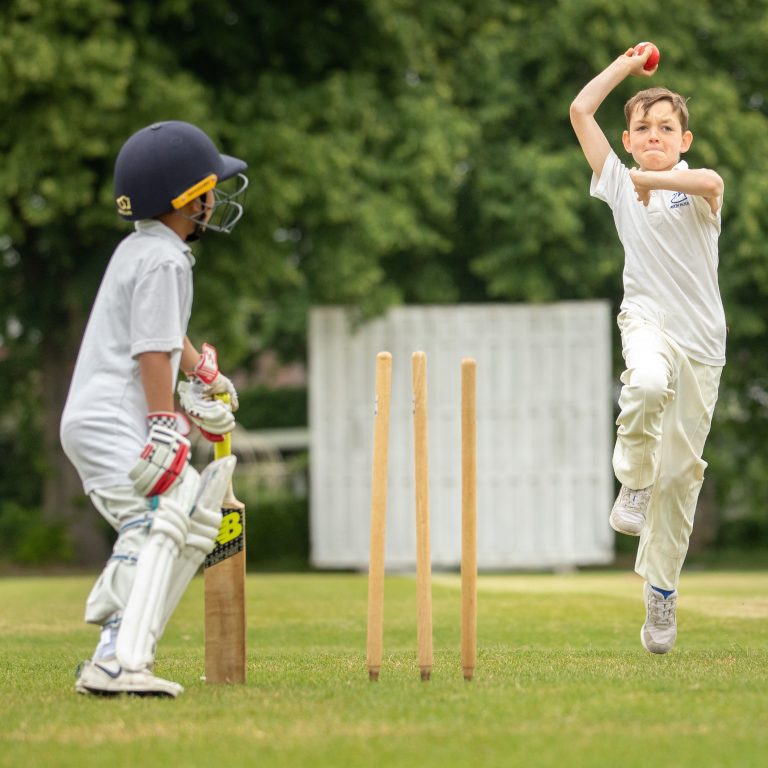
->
[624,87,690,133]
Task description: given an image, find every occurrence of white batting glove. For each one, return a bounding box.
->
[191,343,239,412]
[178,343,238,442]
[205,372,239,411]
[129,414,192,497]
[177,378,236,438]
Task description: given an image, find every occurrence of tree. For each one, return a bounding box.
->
[0,0,478,563]
[0,0,223,563]
[4,0,768,563]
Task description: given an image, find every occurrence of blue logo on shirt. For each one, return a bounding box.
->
[670,192,689,209]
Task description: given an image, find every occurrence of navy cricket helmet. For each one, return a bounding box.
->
[114,121,248,232]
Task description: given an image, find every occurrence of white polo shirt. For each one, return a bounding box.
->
[591,151,726,366]
[60,220,194,493]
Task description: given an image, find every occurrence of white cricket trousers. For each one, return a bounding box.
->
[84,487,150,626]
[613,312,722,591]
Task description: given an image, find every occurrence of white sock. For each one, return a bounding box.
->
[93,620,120,661]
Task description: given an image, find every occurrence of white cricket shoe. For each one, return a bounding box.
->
[75,659,184,698]
[641,583,677,654]
[609,484,653,535]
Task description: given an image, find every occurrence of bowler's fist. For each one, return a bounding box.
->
[633,42,660,71]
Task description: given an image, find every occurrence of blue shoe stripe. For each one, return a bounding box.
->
[94,663,123,679]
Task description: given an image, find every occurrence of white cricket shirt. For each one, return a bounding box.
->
[60,220,194,493]
[591,151,726,365]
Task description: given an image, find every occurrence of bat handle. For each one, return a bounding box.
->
[213,393,232,460]
[211,391,243,508]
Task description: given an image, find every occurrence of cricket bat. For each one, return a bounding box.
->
[203,393,247,683]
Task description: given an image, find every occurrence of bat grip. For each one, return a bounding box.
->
[213,393,232,460]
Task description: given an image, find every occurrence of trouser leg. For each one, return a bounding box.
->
[613,318,675,490]
[85,488,151,638]
[635,359,722,590]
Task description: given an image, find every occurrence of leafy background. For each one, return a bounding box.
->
[3,0,768,566]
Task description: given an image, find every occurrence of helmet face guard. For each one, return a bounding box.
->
[179,172,249,235]
[114,121,248,234]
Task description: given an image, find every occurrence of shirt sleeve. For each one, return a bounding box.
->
[690,192,722,232]
[589,150,629,209]
[130,261,190,358]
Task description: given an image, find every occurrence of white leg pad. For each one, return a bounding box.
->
[116,468,200,672]
[84,491,153,626]
[84,519,149,626]
[159,456,236,635]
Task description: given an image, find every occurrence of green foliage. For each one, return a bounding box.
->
[0,350,42,501]
[4,0,768,562]
[244,493,309,570]
[235,387,307,430]
[0,341,77,565]
[0,501,72,565]
[716,515,768,550]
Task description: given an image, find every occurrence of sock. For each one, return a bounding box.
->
[651,585,675,599]
[93,619,120,661]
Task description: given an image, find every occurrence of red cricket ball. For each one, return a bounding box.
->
[634,42,660,71]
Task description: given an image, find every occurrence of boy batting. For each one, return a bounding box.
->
[61,121,248,696]
[570,45,726,653]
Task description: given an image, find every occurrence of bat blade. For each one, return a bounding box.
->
[204,394,247,684]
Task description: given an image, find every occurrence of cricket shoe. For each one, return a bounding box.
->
[609,484,653,536]
[641,583,677,654]
[75,658,184,698]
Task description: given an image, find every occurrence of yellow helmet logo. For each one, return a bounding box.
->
[116,195,133,216]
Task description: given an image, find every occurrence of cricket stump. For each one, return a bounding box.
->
[412,351,433,682]
[461,358,477,682]
[367,352,392,681]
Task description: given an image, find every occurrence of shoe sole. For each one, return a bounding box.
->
[77,686,121,697]
[77,685,178,698]
[75,669,183,698]
[640,626,674,654]
[609,512,642,536]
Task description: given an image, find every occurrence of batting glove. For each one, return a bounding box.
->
[191,343,239,412]
[177,378,236,440]
[178,343,238,442]
[129,413,192,497]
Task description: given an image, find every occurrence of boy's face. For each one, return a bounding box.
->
[622,100,693,171]
[200,189,215,226]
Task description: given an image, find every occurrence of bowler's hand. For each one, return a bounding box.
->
[623,47,657,77]
[629,168,652,206]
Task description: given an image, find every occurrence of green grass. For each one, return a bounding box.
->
[1,570,767,767]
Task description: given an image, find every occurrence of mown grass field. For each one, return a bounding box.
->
[1,570,767,767]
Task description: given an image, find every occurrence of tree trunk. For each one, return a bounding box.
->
[689,479,717,555]
[41,328,111,567]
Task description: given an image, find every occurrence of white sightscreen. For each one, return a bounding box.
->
[309,303,614,570]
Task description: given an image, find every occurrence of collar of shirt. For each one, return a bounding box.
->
[134,219,195,267]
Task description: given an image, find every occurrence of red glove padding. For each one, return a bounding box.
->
[129,416,191,497]
[179,343,238,443]
[190,343,239,411]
